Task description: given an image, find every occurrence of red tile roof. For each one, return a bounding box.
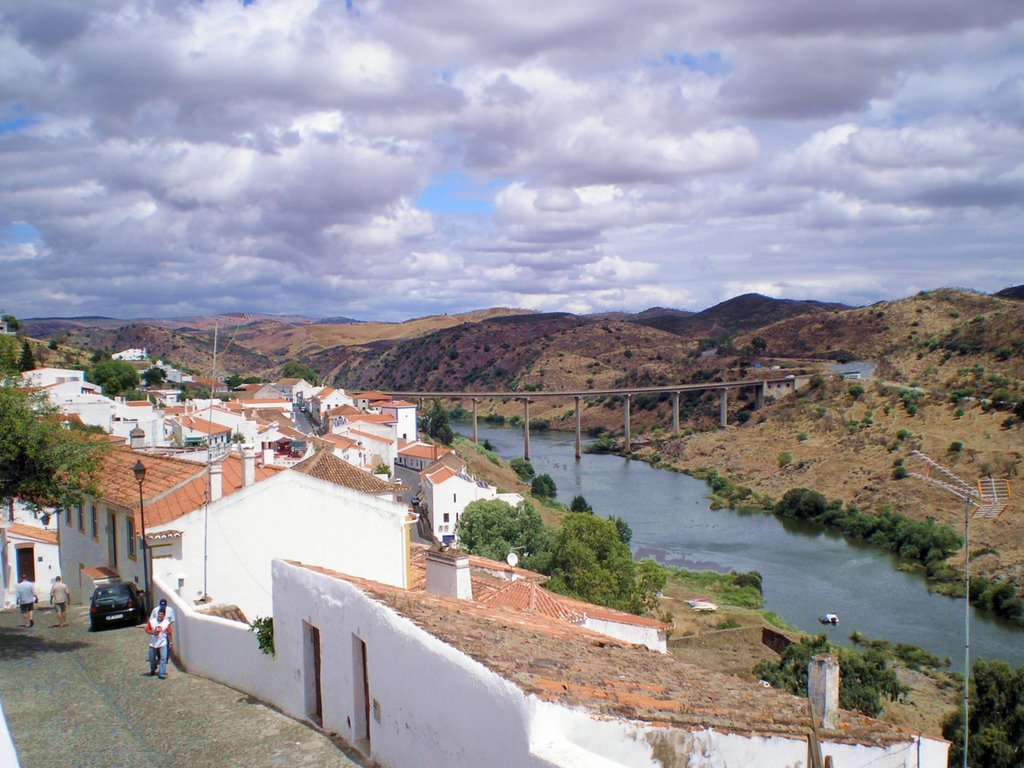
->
[93,447,280,528]
[292,450,406,495]
[288,560,927,747]
[6,523,58,545]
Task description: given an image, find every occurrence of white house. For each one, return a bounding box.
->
[378,400,417,442]
[309,387,354,425]
[1,503,61,608]
[112,347,149,361]
[420,458,522,545]
[20,367,88,388]
[57,445,412,619]
[162,556,948,768]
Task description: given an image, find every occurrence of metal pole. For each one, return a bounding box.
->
[574,395,582,461]
[963,495,970,768]
[137,480,150,610]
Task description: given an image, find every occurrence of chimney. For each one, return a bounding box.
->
[808,654,840,730]
[208,462,223,502]
[425,547,472,601]
[129,426,146,450]
[242,444,256,487]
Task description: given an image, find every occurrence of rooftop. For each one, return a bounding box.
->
[292,449,406,495]
[290,559,925,747]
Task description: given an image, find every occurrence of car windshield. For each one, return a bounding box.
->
[95,586,131,599]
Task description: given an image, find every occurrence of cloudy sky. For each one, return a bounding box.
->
[1,0,1022,321]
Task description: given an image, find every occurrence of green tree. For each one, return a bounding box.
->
[541,512,665,614]
[141,367,166,388]
[942,660,1024,768]
[18,339,35,372]
[89,359,140,396]
[754,635,905,718]
[569,494,592,513]
[750,336,767,355]
[424,400,454,445]
[455,499,548,562]
[1,314,19,332]
[280,360,319,385]
[510,457,535,481]
[0,386,109,514]
[530,473,557,498]
[0,335,17,378]
[609,514,632,544]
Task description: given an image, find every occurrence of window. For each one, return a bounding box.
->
[443,513,450,523]
[453,493,457,504]
[127,518,137,559]
[65,507,72,526]
[77,504,85,532]
[90,505,98,540]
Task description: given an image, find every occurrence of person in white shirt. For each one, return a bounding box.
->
[148,598,176,652]
[146,608,171,679]
[15,574,36,628]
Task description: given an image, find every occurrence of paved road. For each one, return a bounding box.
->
[0,605,372,768]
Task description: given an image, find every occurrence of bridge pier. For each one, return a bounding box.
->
[574,395,582,461]
[719,389,728,428]
[672,392,680,437]
[523,398,531,460]
[623,393,632,453]
[471,398,479,443]
[754,382,765,410]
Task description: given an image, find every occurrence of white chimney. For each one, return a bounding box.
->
[425,548,472,601]
[208,462,223,502]
[242,444,256,487]
[808,653,840,730]
[129,426,146,450]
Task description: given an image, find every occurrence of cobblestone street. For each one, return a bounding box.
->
[0,604,371,768]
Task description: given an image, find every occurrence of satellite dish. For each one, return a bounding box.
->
[506,552,519,567]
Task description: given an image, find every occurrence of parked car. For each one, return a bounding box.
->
[89,582,148,630]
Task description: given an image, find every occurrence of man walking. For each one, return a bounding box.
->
[146,607,171,679]
[15,574,36,628]
[50,576,69,628]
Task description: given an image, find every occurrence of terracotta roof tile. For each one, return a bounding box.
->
[292,450,406,495]
[6,523,58,545]
[287,560,927,747]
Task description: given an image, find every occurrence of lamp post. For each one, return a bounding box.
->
[132,460,150,610]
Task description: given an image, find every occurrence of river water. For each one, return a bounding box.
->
[457,423,1024,667]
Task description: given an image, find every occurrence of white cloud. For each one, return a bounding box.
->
[0,0,1021,319]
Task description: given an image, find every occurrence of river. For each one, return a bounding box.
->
[456,423,1024,667]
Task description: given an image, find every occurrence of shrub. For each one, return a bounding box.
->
[777,452,792,468]
[848,383,865,399]
[949,441,963,453]
[510,457,535,481]
[531,473,557,498]
[250,616,275,656]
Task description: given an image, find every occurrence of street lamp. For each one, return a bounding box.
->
[132,459,151,610]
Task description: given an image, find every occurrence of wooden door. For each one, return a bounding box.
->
[16,547,35,582]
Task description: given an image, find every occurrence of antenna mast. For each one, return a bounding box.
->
[906,450,1011,768]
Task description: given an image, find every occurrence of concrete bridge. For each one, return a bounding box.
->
[385,377,800,460]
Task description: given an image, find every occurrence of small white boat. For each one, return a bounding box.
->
[818,613,839,625]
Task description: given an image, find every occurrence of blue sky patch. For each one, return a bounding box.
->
[0,102,40,134]
[0,222,41,243]
[416,173,501,214]
[651,51,726,76]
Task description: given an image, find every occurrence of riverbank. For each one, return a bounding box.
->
[453,420,1024,667]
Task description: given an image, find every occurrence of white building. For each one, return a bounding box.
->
[420,458,522,545]
[57,445,411,619]
[309,387,354,425]
[1,503,61,608]
[20,367,88,388]
[112,347,149,361]
[378,400,417,442]
[162,554,948,768]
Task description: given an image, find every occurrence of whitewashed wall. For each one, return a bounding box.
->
[58,502,144,602]
[582,617,665,653]
[271,560,552,768]
[152,578,285,706]
[149,471,409,618]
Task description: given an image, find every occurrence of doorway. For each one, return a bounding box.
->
[352,634,370,750]
[15,546,35,582]
[304,622,323,725]
[107,512,118,569]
